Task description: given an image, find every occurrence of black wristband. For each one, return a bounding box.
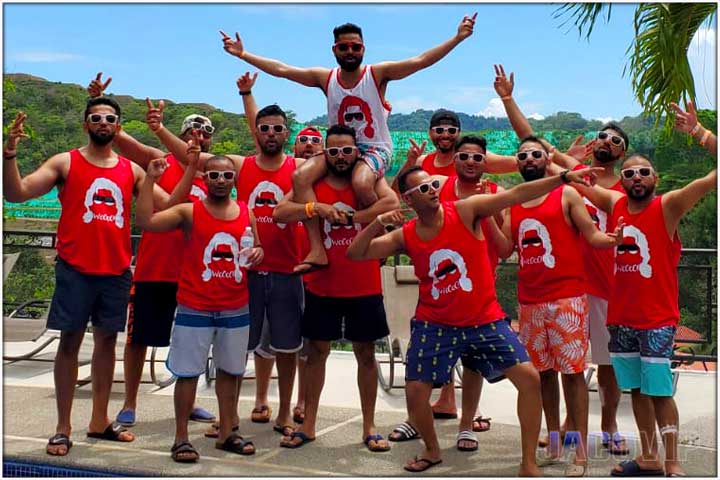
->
[345,212,355,226]
[238,90,252,96]
[560,169,571,184]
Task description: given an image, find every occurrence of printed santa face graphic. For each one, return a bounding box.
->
[428,249,473,300]
[518,218,556,269]
[583,197,607,232]
[190,184,207,202]
[615,225,652,278]
[248,180,286,228]
[338,95,375,140]
[322,201,361,250]
[82,177,125,228]
[201,232,243,283]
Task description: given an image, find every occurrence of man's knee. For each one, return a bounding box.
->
[57,330,85,356]
[308,341,331,361]
[509,364,541,392]
[352,342,376,368]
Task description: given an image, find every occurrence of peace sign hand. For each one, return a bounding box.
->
[87,72,112,98]
[220,30,245,59]
[145,98,165,132]
[186,129,202,170]
[4,111,30,154]
[457,12,477,41]
[670,101,699,135]
[493,64,514,98]
[236,71,258,92]
[407,138,427,165]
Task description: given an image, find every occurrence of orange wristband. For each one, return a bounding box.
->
[304,202,315,218]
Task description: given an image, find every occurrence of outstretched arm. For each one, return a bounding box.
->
[221,31,329,89]
[484,151,518,174]
[237,72,261,153]
[671,100,717,157]
[493,64,533,139]
[347,210,407,261]
[457,167,603,220]
[3,112,65,202]
[373,13,476,83]
[566,187,624,248]
[663,169,717,231]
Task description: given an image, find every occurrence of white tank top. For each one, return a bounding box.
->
[326,65,393,155]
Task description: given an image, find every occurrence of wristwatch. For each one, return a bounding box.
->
[560,169,571,184]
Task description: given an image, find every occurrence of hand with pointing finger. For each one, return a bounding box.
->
[236,71,258,93]
[145,98,165,132]
[377,209,412,230]
[220,31,245,59]
[457,12,477,41]
[87,72,112,98]
[565,166,604,187]
[493,64,514,99]
[407,138,427,165]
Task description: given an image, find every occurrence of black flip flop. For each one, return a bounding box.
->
[611,459,665,477]
[389,422,420,442]
[404,456,443,472]
[171,441,199,463]
[280,431,315,449]
[87,422,132,442]
[293,262,329,275]
[47,433,73,456]
[215,433,255,455]
[432,411,458,420]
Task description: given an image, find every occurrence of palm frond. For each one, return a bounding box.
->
[553,3,612,40]
[625,3,717,132]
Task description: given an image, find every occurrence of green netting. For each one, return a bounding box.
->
[4,129,604,219]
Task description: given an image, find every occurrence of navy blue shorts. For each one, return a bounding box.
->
[406,318,530,385]
[302,290,389,343]
[247,271,304,354]
[128,281,178,347]
[47,257,131,333]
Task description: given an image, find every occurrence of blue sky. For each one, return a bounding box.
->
[4,3,717,123]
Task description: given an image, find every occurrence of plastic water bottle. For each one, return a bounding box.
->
[238,227,254,267]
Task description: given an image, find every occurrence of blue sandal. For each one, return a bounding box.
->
[280,431,315,449]
[611,460,664,477]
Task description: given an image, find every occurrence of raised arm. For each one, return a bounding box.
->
[566,186,623,248]
[347,210,407,261]
[493,64,533,139]
[237,72,261,153]
[3,112,66,202]
[663,169,717,232]
[457,167,602,220]
[671,100,717,157]
[484,151,518,174]
[373,13,476,83]
[221,31,329,89]
[135,160,191,233]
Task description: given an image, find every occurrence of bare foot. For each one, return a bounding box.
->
[518,463,542,477]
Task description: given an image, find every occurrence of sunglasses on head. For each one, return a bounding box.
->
[325,146,357,157]
[455,152,485,163]
[334,41,364,52]
[620,167,654,179]
[87,113,119,124]
[516,150,546,161]
[344,112,365,122]
[189,121,215,135]
[298,135,322,145]
[205,170,236,181]
[431,126,459,135]
[405,179,441,195]
[258,124,287,134]
[597,131,625,148]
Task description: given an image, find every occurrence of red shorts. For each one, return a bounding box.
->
[518,295,589,374]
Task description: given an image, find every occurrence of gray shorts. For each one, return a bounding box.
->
[47,257,131,333]
[167,304,250,377]
[247,271,304,354]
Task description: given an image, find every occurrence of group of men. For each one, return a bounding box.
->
[3,15,717,477]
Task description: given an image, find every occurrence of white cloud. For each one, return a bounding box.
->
[687,26,717,109]
[593,116,614,124]
[476,98,545,120]
[11,51,83,63]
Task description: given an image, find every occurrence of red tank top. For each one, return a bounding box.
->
[439,176,500,272]
[573,164,625,299]
[510,186,586,304]
[176,201,250,311]
[236,155,300,274]
[607,196,681,329]
[420,152,456,176]
[56,149,134,275]
[134,154,208,282]
[403,202,505,327]
[304,179,381,297]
